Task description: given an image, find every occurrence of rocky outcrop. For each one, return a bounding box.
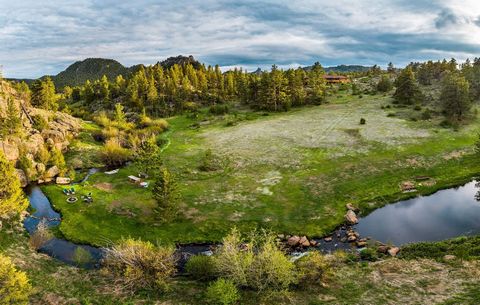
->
[56,177,71,185]
[45,166,60,179]
[0,80,81,185]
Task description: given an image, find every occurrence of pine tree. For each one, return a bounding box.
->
[440,72,471,122]
[0,151,28,217]
[31,77,57,110]
[2,98,23,138]
[393,67,422,105]
[152,168,179,222]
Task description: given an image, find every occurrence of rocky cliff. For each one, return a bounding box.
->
[0,80,81,186]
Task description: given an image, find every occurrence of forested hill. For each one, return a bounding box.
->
[14,56,203,89]
[50,58,128,88]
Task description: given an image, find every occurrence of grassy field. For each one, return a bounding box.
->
[42,91,480,246]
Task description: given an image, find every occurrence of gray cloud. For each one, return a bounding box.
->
[475,16,480,27]
[435,9,459,28]
[0,0,479,78]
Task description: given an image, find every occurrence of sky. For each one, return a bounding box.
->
[1,0,480,78]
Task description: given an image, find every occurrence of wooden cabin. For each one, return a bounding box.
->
[322,75,350,84]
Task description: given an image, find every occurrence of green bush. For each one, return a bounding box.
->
[0,254,32,305]
[185,255,217,280]
[215,229,296,292]
[31,115,49,131]
[359,248,378,261]
[296,251,333,288]
[359,118,366,125]
[205,279,240,305]
[72,247,93,267]
[99,139,132,167]
[421,109,432,120]
[209,104,230,115]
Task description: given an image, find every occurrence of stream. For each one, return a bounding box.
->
[23,172,480,268]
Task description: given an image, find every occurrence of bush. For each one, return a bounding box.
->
[209,104,230,115]
[49,148,66,175]
[359,248,378,261]
[93,111,111,127]
[413,104,422,111]
[29,220,53,250]
[35,145,50,165]
[199,149,221,172]
[387,112,396,117]
[99,139,132,167]
[103,238,177,292]
[296,251,333,288]
[0,253,32,305]
[185,255,217,280]
[31,115,49,131]
[421,109,432,120]
[205,279,240,305]
[359,118,366,125]
[215,229,296,292]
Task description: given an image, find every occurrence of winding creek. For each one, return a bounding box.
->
[23,172,480,268]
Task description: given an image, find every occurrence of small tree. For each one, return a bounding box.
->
[440,73,471,122]
[49,147,67,175]
[0,253,32,305]
[205,279,240,305]
[0,151,28,218]
[99,138,132,167]
[152,168,179,222]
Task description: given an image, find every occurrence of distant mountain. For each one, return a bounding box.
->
[323,65,372,73]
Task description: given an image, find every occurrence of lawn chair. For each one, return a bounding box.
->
[70,187,76,195]
[63,189,69,195]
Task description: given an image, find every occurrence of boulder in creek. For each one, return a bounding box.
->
[347,235,357,242]
[388,247,400,257]
[299,236,310,247]
[287,235,301,247]
[356,241,367,247]
[344,210,358,225]
[15,169,28,187]
[45,166,60,179]
[324,236,333,242]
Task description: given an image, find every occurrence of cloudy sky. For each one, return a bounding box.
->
[1,0,480,78]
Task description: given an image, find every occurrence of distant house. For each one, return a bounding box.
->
[322,75,350,84]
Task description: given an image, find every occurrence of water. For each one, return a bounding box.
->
[356,180,480,245]
[24,185,104,268]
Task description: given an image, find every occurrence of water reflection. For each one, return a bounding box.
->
[356,180,480,245]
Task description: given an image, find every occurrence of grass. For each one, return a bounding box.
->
[42,92,480,247]
[400,235,480,260]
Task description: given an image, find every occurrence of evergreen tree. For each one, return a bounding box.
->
[0,151,28,217]
[393,67,422,105]
[1,98,23,138]
[440,72,471,122]
[152,168,179,222]
[31,77,57,111]
[377,75,393,92]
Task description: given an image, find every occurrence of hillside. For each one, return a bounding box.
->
[0,80,81,185]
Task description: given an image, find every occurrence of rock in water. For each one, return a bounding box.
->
[299,236,310,247]
[287,236,301,247]
[344,210,358,224]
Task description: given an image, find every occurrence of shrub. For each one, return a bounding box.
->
[205,279,240,305]
[0,151,28,218]
[93,111,111,127]
[99,138,132,167]
[296,251,333,288]
[103,238,177,292]
[387,112,396,117]
[72,247,93,267]
[0,254,32,305]
[31,115,49,131]
[359,248,378,261]
[421,109,432,120]
[209,104,230,115]
[199,149,221,172]
[185,255,217,280]
[35,145,50,165]
[49,148,67,175]
[413,104,422,111]
[359,118,366,125]
[247,235,296,292]
[215,229,296,292]
[101,126,120,140]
